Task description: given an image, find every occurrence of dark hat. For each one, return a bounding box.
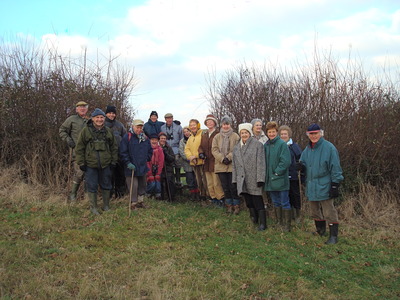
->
[91,108,106,117]
[307,123,322,133]
[149,133,159,140]
[150,111,158,117]
[106,105,116,114]
[221,115,232,125]
[204,114,218,126]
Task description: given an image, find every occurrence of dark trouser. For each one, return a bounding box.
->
[185,171,197,190]
[289,180,301,209]
[85,166,112,193]
[161,171,176,200]
[243,193,265,210]
[217,172,238,199]
[111,161,126,197]
[126,175,146,203]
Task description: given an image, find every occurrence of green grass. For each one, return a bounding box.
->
[1,195,399,300]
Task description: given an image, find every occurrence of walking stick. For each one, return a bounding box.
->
[164,166,172,202]
[128,169,134,217]
[297,170,303,202]
[66,148,73,203]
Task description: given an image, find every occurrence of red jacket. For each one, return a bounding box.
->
[147,145,164,182]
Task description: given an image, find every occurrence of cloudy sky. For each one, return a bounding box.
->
[1,0,399,126]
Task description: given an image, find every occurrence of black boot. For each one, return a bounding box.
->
[249,208,258,224]
[325,223,339,244]
[282,209,291,232]
[257,209,267,231]
[313,220,327,236]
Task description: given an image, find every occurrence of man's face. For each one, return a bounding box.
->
[150,138,159,148]
[159,135,167,146]
[240,130,250,143]
[92,115,105,128]
[150,115,158,122]
[308,131,322,143]
[165,117,173,126]
[133,125,143,135]
[106,112,116,120]
[267,129,277,140]
[76,105,88,117]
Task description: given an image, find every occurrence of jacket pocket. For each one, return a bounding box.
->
[270,174,285,190]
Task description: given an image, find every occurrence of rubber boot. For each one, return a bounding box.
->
[313,220,327,236]
[257,209,267,231]
[325,223,339,244]
[274,207,283,226]
[294,208,301,224]
[69,183,80,202]
[282,209,291,232]
[102,190,110,211]
[248,208,258,224]
[87,192,100,215]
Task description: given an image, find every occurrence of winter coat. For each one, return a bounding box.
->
[119,131,153,177]
[232,137,266,196]
[179,137,193,172]
[143,119,165,137]
[198,129,219,172]
[300,137,344,201]
[212,131,240,173]
[59,114,88,156]
[184,129,205,166]
[161,143,175,175]
[160,122,183,155]
[287,139,303,180]
[75,120,118,169]
[146,144,164,182]
[253,131,268,144]
[105,117,127,145]
[264,136,291,191]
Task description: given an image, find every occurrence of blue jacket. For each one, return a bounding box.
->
[300,137,344,201]
[287,140,303,181]
[143,119,165,137]
[119,131,153,177]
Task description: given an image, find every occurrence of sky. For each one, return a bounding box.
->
[1,0,399,126]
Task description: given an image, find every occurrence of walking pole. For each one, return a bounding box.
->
[164,166,172,202]
[128,169,134,217]
[66,148,73,203]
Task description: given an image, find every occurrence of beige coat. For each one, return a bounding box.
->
[211,131,240,173]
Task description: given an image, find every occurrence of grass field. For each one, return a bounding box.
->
[1,186,399,300]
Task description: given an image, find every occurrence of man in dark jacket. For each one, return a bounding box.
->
[159,132,176,201]
[120,119,153,209]
[299,123,344,244]
[143,111,165,138]
[105,105,127,198]
[59,101,89,201]
[75,108,118,215]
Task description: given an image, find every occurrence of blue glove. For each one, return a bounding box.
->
[127,163,136,171]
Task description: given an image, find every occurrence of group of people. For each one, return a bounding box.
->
[60,102,344,245]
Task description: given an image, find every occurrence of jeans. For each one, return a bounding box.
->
[269,190,291,209]
[85,166,112,193]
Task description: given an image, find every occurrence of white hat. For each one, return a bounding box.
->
[238,123,253,136]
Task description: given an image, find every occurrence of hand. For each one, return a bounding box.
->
[222,157,230,165]
[257,182,264,187]
[329,182,340,198]
[79,165,86,172]
[67,139,75,148]
[295,161,305,172]
[127,163,136,171]
[198,153,206,160]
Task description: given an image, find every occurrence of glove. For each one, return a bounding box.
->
[79,165,86,172]
[222,157,230,165]
[198,153,206,160]
[257,182,264,187]
[127,163,136,171]
[329,182,340,198]
[67,139,75,148]
[295,161,305,172]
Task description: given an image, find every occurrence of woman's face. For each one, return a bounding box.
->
[267,128,278,140]
[280,130,289,142]
[240,130,250,143]
[150,138,159,148]
[183,128,191,138]
[221,123,231,131]
[189,121,198,134]
[253,121,262,134]
[159,135,167,146]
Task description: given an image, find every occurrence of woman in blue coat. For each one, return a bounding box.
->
[120,119,153,209]
[299,123,344,245]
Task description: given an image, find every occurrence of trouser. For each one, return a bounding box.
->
[193,165,208,197]
[205,171,224,200]
[269,190,291,209]
[289,180,301,209]
[185,171,197,190]
[243,193,265,210]
[146,180,161,195]
[85,166,112,193]
[161,172,176,200]
[309,199,339,224]
[111,161,126,196]
[72,161,85,185]
[217,172,238,200]
[126,175,146,203]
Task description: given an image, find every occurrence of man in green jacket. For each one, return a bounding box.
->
[75,108,118,215]
[59,101,89,201]
[299,123,344,244]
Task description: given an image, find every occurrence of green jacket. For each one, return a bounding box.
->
[75,121,118,169]
[264,136,291,191]
[300,137,344,201]
[59,114,88,147]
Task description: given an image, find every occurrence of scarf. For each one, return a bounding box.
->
[286,138,293,146]
[219,128,233,156]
